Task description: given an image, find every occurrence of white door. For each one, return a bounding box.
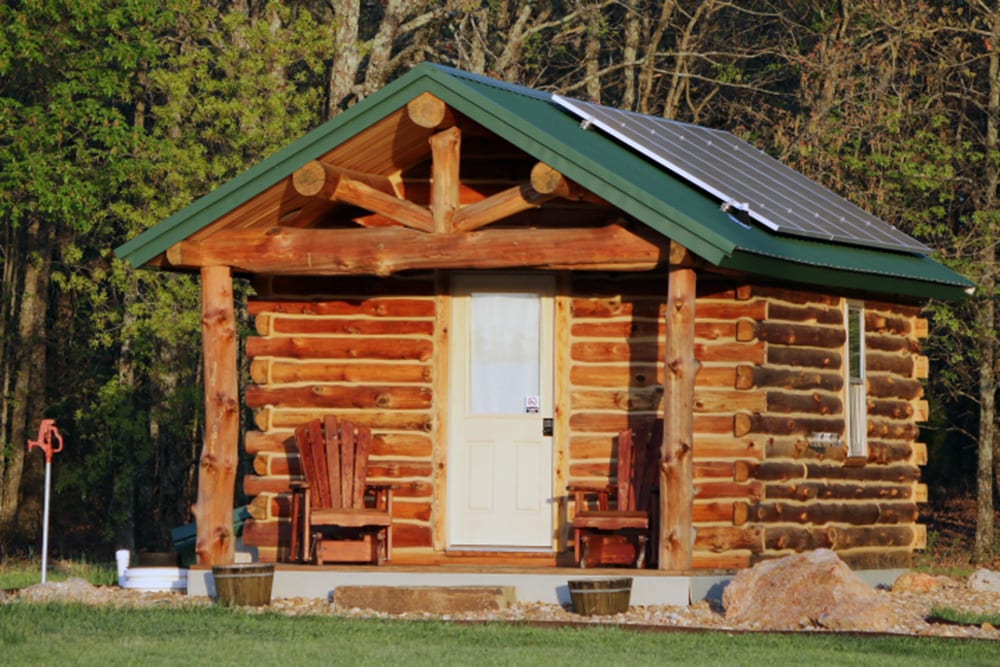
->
[447,274,555,550]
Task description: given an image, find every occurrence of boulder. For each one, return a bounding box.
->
[968,568,1000,593]
[722,549,894,631]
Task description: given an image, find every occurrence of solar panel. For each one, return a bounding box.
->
[552,95,931,256]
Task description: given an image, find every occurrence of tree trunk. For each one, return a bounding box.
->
[976,7,1000,563]
[0,216,53,551]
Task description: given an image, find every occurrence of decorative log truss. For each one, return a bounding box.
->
[165,93,668,277]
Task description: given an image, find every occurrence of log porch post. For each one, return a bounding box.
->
[660,241,699,570]
[194,265,239,565]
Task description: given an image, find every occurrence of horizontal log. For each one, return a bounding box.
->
[254,454,434,479]
[764,481,914,502]
[765,437,845,461]
[766,390,842,416]
[168,224,665,275]
[257,314,434,337]
[245,430,432,458]
[737,501,916,525]
[569,364,663,388]
[865,300,922,317]
[251,360,431,385]
[249,298,435,318]
[568,412,730,435]
[693,501,739,523]
[835,548,913,570]
[245,474,434,498]
[753,286,839,305]
[696,300,767,320]
[695,525,764,553]
[252,274,436,299]
[241,518,291,548]
[694,390,766,413]
[571,340,762,364]
[866,352,913,375]
[734,413,844,437]
[690,551,751,569]
[569,320,736,340]
[868,398,913,420]
[866,373,924,400]
[751,367,843,392]
[763,525,834,551]
[694,480,764,500]
[805,462,920,483]
[696,366,740,389]
[392,522,434,549]
[767,302,842,325]
[570,297,665,318]
[735,460,807,482]
[254,408,433,432]
[245,385,433,410]
[570,388,663,412]
[865,311,912,336]
[245,430,296,455]
[246,336,433,361]
[694,461,737,479]
[754,321,845,348]
[865,334,919,354]
[763,525,921,552]
[766,346,841,369]
[868,419,920,441]
[692,435,765,460]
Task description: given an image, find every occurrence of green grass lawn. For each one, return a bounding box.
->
[0,558,116,589]
[1,603,998,667]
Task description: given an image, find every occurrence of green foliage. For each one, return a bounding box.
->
[929,607,1000,627]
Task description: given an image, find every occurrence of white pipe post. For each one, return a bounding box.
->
[41,458,51,584]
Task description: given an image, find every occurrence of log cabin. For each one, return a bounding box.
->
[116,63,972,572]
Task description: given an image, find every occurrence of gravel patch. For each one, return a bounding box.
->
[5,575,999,640]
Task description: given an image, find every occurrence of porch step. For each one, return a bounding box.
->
[333,585,516,614]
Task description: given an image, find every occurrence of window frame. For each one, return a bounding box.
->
[845,300,867,461]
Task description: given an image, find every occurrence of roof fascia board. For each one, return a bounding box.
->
[720,249,972,301]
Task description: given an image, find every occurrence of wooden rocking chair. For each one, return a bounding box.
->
[289,416,393,565]
[567,422,661,568]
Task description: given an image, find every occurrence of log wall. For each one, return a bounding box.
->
[566,277,929,570]
[241,275,438,562]
[241,271,929,570]
[725,287,929,570]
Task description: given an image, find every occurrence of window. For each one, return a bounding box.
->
[845,302,867,458]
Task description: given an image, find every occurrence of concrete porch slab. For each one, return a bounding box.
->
[187,566,692,606]
[185,565,908,608]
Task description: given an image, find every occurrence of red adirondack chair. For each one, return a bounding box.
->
[289,416,393,565]
[568,422,661,568]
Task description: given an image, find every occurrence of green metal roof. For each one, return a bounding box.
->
[116,62,973,301]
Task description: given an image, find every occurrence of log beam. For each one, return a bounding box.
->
[166,224,664,276]
[430,127,461,233]
[530,162,606,204]
[660,241,699,570]
[193,266,239,565]
[452,183,554,232]
[291,160,432,232]
[406,92,456,129]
